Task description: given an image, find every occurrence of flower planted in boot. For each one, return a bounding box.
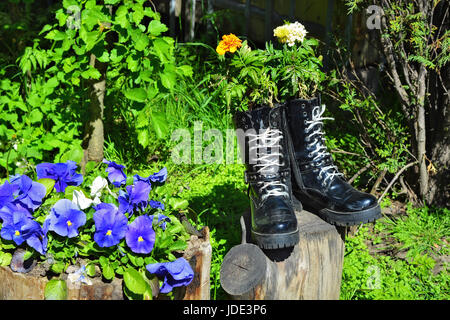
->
[234,105,299,249]
[285,97,381,226]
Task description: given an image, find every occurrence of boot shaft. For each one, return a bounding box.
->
[233,105,291,175]
[233,105,292,201]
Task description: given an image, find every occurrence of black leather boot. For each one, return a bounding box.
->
[234,105,299,249]
[285,96,381,226]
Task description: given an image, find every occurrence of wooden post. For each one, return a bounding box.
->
[220,200,346,300]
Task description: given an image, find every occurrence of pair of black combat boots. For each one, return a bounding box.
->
[234,96,381,249]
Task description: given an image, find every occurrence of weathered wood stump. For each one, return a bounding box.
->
[0,227,211,300]
[220,200,346,300]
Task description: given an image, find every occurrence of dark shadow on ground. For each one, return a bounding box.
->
[184,182,248,299]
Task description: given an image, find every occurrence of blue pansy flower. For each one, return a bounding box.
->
[118,181,151,216]
[0,205,41,246]
[93,203,128,247]
[125,215,155,254]
[146,257,194,293]
[102,159,127,187]
[10,174,46,212]
[0,180,15,208]
[47,199,86,238]
[36,160,83,193]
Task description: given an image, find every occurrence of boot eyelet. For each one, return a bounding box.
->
[303,112,307,117]
[303,120,307,125]
[301,103,305,109]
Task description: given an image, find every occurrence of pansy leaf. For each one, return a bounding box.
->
[0,252,12,267]
[102,262,115,280]
[44,279,68,300]
[124,267,147,295]
[37,178,56,197]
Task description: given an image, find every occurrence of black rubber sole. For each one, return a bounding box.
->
[315,204,381,226]
[251,229,300,249]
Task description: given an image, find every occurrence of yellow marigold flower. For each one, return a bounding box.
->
[216,33,242,55]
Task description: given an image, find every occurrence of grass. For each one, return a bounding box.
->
[341,204,449,300]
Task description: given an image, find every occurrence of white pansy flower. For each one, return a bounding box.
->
[90,176,108,198]
[72,190,93,210]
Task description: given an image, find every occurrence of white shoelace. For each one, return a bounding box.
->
[247,128,289,201]
[305,105,343,187]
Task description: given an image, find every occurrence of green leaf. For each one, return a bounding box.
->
[169,198,189,211]
[86,264,96,277]
[131,29,149,51]
[137,129,149,148]
[160,71,176,90]
[37,178,55,197]
[50,262,65,274]
[124,267,147,295]
[29,109,43,124]
[60,146,83,164]
[148,20,168,36]
[102,262,115,280]
[81,67,102,80]
[149,111,169,139]
[98,255,108,268]
[0,252,12,267]
[44,279,68,300]
[124,88,147,102]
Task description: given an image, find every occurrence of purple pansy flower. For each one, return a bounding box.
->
[118,181,151,216]
[151,213,171,231]
[103,159,127,187]
[25,219,49,255]
[125,215,155,254]
[149,167,167,183]
[149,200,165,211]
[0,180,15,208]
[133,167,167,187]
[36,160,83,193]
[93,203,128,247]
[133,174,151,186]
[0,203,33,224]
[10,174,46,212]
[145,257,194,293]
[47,199,86,238]
[0,205,41,246]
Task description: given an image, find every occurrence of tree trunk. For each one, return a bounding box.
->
[220,200,346,300]
[426,63,450,207]
[81,54,107,174]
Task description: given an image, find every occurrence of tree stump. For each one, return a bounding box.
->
[220,200,346,300]
[0,227,211,300]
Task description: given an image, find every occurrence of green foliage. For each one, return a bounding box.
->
[264,38,325,100]
[210,35,325,112]
[323,38,410,190]
[341,206,449,300]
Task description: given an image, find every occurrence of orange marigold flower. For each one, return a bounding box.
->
[216,33,242,55]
